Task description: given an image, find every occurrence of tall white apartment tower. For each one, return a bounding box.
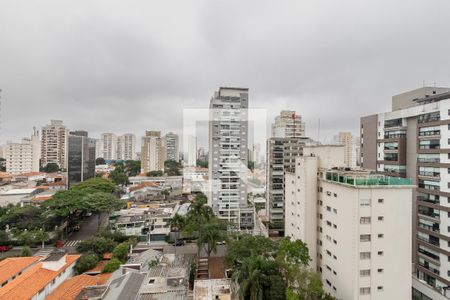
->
[285,145,413,300]
[117,133,136,160]
[272,110,305,138]
[361,87,450,300]
[334,132,353,167]
[41,120,68,169]
[187,135,197,167]
[100,133,117,161]
[5,128,40,174]
[209,87,250,229]
[163,132,179,162]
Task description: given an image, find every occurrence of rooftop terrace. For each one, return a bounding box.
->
[325,171,413,186]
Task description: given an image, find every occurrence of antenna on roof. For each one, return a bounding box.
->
[317,118,321,145]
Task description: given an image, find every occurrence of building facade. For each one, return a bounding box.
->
[285,145,413,300]
[265,136,315,233]
[208,87,251,229]
[187,135,197,167]
[117,133,136,161]
[360,87,450,299]
[141,131,164,174]
[272,110,305,138]
[163,132,179,162]
[99,133,117,161]
[67,131,96,188]
[5,128,40,174]
[41,120,68,169]
[334,132,353,167]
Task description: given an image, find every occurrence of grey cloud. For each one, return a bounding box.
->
[1,0,450,147]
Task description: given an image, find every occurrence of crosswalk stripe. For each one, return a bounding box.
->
[64,240,82,247]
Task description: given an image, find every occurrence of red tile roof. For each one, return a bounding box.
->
[0,256,41,285]
[46,273,111,300]
[0,254,80,300]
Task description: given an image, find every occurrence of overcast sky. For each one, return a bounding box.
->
[1,0,450,149]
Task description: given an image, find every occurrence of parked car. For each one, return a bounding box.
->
[73,224,81,231]
[174,240,185,246]
[0,245,10,252]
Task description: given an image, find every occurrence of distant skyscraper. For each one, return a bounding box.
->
[209,87,253,230]
[163,132,179,162]
[141,131,164,174]
[5,128,40,174]
[266,136,315,232]
[334,132,353,167]
[41,120,68,169]
[67,131,96,187]
[117,133,136,160]
[100,133,117,161]
[187,135,197,166]
[272,110,305,138]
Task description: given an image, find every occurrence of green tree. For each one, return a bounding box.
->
[199,218,223,259]
[109,170,129,186]
[17,229,49,247]
[146,170,163,177]
[112,242,129,263]
[169,213,187,251]
[124,160,141,177]
[225,235,275,267]
[102,258,121,273]
[0,230,9,246]
[76,253,100,274]
[41,163,60,173]
[83,192,125,228]
[248,161,255,171]
[0,205,44,231]
[21,246,32,256]
[71,177,116,193]
[196,160,208,168]
[233,256,285,300]
[96,157,106,165]
[164,160,182,176]
[184,193,215,258]
[76,236,117,256]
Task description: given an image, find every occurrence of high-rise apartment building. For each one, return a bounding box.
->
[285,145,413,299]
[141,131,164,174]
[360,87,450,299]
[5,128,40,174]
[334,132,353,167]
[99,133,117,161]
[41,120,68,169]
[272,110,305,138]
[163,132,179,162]
[67,131,96,187]
[266,136,315,233]
[208,87,253,229]
[117,133,136,161]
[187,135,197,167]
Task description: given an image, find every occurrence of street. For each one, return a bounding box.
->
[63,213,107,250]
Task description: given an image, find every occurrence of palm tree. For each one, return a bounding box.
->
[169,213,186,254]
[186,193,215,258]
[200,218,223,262]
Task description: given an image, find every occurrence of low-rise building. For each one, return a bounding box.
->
[0,251,80,300]
[285,145,414,300]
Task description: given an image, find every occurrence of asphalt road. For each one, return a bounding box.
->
[63,213,107,251]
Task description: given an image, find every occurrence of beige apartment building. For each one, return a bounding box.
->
[285,145,413,299]
[41,120,68,169]
[335,131,353,167]
[5,128,40,174]
[141,131,164,174]
[272,110,305,138]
